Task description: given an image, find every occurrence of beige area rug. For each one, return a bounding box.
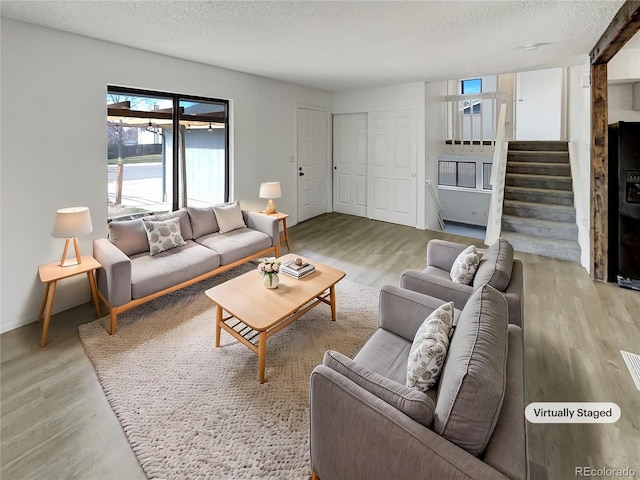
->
[79,265,379,479]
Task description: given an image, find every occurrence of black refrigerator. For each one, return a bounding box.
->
[608,121,640,290]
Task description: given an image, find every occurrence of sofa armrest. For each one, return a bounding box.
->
[310,365,510,480]
[503,259,524,328]
[243,211,279,247]
[378,285,448,342]
[426,239,468,271]
[93,238,132,308]
[400,269,474,311]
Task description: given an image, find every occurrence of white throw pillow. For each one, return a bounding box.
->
[406,302,454,391]
[450,245,480,285]
[143,217,186,256]
[212,201,247,234]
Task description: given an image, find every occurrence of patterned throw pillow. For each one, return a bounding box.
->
[450,245,480,285]
[406,302,455,391]
[143,217,187,256]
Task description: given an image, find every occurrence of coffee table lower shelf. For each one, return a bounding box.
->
[214,287,337,384]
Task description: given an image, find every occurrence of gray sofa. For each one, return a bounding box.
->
[93,204,279,335]
[310,285,527,480]
[400,238,525,328]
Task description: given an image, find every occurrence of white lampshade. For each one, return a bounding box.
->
[259,182,282,199]
[259,182,282,214]
[52,207,93,238]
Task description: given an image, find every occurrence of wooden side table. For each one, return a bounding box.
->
[259,211,291,251]
[37,255,102,347]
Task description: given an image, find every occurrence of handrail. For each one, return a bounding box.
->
[426,181,445,230]
[484,102,508,246]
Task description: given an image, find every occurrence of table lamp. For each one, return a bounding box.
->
[52,207,93,267]
[259,182,282,214]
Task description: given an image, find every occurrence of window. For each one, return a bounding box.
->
[461,78,482,114]
[438,161,476,189]
[107,87,229,220]
[483,163,493,190]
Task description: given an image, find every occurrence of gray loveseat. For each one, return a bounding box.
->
[93,203,279,335]
[401,238,525,328]
[310,285,527,480]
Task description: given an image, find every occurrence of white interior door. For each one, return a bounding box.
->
[367,110,417,227]
[297,108,329,223]
[333,113,367,216]
[515,67,563,140]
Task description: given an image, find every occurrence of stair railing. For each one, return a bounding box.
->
[426,180,445,230]
[484,102,508,246]
[445,92,502,152]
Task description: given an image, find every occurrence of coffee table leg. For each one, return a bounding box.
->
[330,285,337,321]
[258,331,267,384]
[215,305,222,347]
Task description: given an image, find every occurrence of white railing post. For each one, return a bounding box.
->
[485,102,508,246]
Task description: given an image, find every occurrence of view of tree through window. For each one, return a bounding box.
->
[107,87,228,220]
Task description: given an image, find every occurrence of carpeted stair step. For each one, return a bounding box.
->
[508,141,568,152]
[501,231,581,263]
[507,161,571,176]
[506,173,572,191]
[504,186,574,206]
[501,215,578,241]
[503,199,576,223]
[507,151,570,164]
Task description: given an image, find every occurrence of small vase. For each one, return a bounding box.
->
[263,273,279,289]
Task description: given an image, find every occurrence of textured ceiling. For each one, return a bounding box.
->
[0,0,627,91]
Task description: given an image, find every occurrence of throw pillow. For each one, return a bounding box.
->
[323,351,435,427]
[143,217,186,256]
[212,201,247,234]
[450,245,480,285]
[406,301,455,391]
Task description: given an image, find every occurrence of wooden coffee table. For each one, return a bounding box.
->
[204,254,345,383]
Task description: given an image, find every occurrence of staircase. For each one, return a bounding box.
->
[501,141,581,262]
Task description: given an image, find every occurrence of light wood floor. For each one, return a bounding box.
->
[2,212,639,479]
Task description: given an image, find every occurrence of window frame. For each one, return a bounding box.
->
[107,85,230,214]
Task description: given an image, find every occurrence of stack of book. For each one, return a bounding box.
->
[280,259,316,279]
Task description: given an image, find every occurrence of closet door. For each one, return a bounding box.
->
[367,110,417,227]
[333,113,367,216]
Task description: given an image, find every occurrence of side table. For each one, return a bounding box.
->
[259,211,291,251]
[37,255,102,347]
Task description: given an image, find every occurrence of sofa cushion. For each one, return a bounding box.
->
[153,209,193,241]
[323,350,435,427]
[130,241,221,299]
[108,218,149,256]
[450,245,480,285]
[196,228,271,265]
[143,217,187,256]
[473,238,513,291]
[212,201,246,234]
[406,302,454,391]
[187,206,219,238]
[433,284,508,456]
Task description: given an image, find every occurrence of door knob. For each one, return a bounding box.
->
[299,172,305,176]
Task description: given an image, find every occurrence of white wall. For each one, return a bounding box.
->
[567,62,592,271]
[609,84,640,123]
[331,83,428,229]
[0,19,330,333]
[608,48,640,82]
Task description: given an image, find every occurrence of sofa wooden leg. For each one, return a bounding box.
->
[310,470,319,480]
[109,310,117,335]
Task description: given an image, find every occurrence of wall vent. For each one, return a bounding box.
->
[620,350,640,391]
